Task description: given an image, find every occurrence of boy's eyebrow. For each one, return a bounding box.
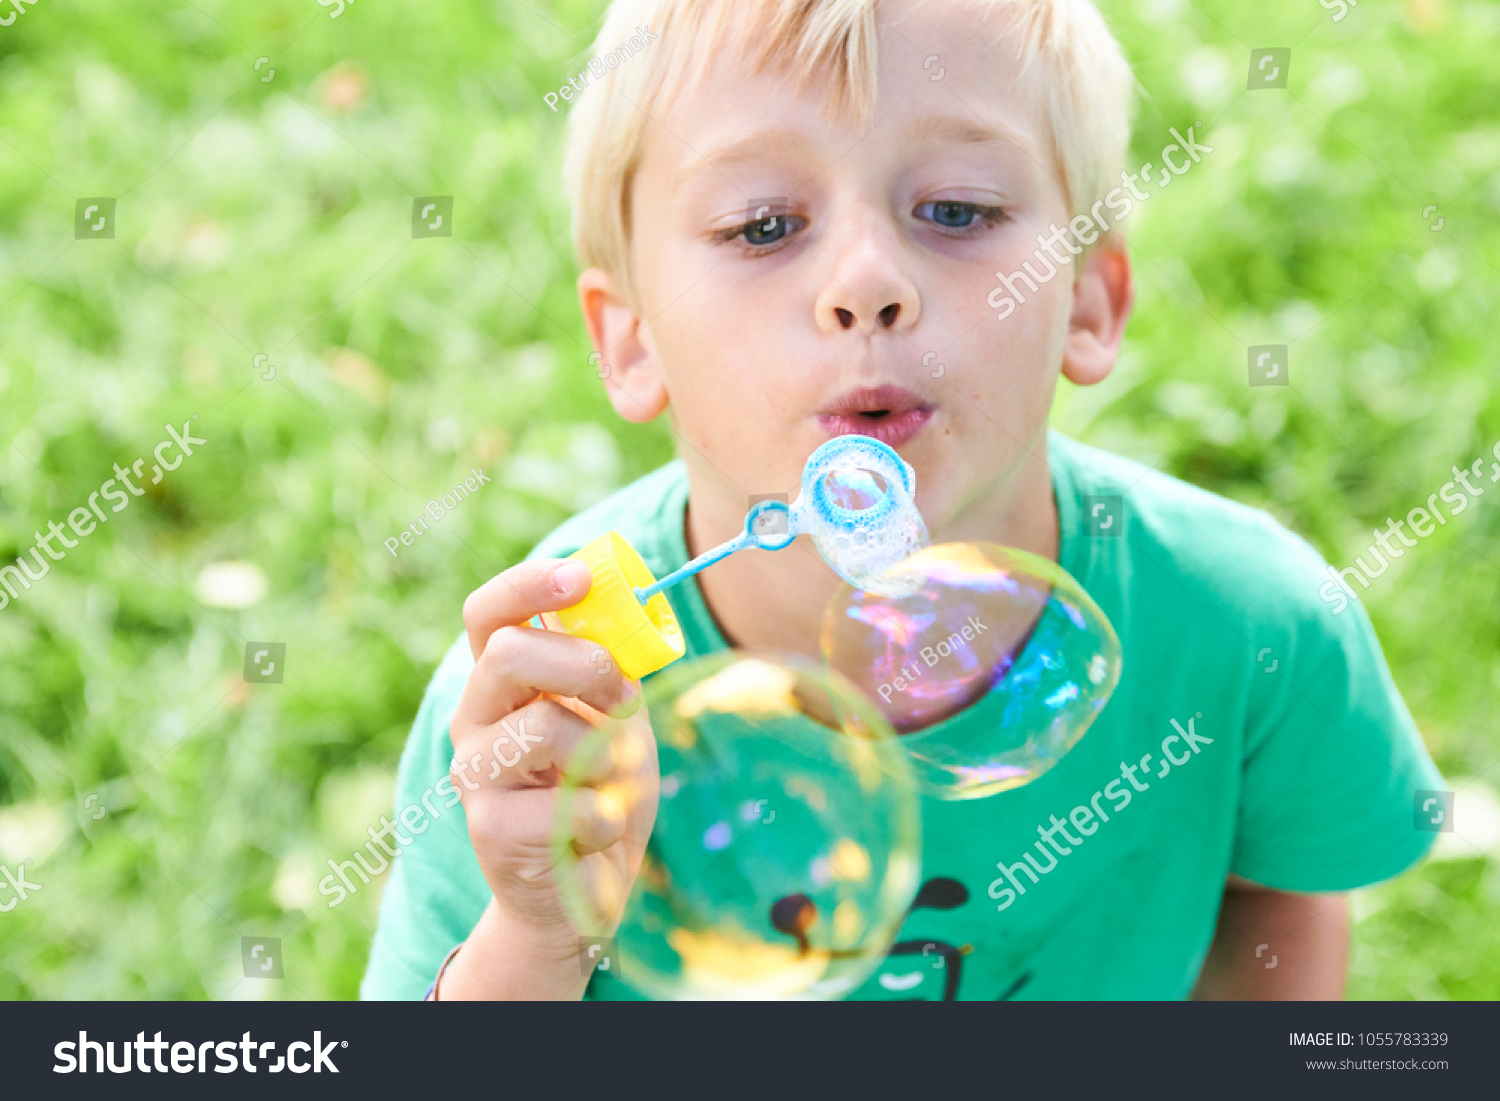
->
[906,113,1045,162]
[674,114,1044,194]
[674,127,815,193]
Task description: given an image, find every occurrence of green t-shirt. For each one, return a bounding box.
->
[360,431,1440,1000]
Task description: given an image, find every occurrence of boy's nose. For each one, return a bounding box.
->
[814,214,921,336]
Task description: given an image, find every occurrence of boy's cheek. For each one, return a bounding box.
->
[973,279,1074,380]
[661,372,803,464]
[654,307,823,414]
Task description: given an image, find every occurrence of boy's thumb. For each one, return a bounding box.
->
[552,559,592,596]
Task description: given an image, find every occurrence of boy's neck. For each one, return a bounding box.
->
[682,440,1059,658]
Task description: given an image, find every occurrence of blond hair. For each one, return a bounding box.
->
[563,0,1135,306]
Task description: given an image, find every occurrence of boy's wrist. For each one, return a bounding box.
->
[438,899,592,1000]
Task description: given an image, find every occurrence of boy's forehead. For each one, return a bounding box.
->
[668,112,1046,197]
[651,8,1049,193]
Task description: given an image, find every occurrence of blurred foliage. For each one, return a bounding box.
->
[0,0,1495,999]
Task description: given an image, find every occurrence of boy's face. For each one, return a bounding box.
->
[590,0,1129,534]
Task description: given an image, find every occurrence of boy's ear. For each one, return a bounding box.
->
[578,267,668,424]
[1060,240,1134,387]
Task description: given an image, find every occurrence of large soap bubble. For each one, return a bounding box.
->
[821,542,1122,799]
[552,652,922,1000]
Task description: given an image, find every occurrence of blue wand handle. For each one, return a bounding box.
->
[628,436,912,605]
[632,496,796,604]
[634,531,755,604]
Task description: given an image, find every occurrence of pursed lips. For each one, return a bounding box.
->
[815,384,935,448]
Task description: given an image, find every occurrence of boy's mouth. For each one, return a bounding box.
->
[816,385,935,448]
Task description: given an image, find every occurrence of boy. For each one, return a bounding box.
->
[361,0,1441,1000]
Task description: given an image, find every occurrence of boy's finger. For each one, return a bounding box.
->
[462,558,594,660]
[465,785,623,875]
[461,786,555,866]
[461,699,616,791]
[452,626,635,730]
[567,787,628,856]
[570,850,633,929]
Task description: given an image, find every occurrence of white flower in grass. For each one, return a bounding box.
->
[194,561,268,609]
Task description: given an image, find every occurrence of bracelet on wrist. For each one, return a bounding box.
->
[424,942,464,1001]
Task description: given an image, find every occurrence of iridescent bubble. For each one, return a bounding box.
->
[821,542,1122,799]
[552,652,922,1000]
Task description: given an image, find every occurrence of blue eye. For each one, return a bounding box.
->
[719,211,806,252]
[915,200,1006,233]
[743,214,790,245]
[930,201,977,227]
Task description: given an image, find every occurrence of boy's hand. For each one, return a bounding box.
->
[440,558,658,999]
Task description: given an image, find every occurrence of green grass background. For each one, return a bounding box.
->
[0,0,1496,999]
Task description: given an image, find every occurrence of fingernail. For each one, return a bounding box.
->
[553,559,591,594]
